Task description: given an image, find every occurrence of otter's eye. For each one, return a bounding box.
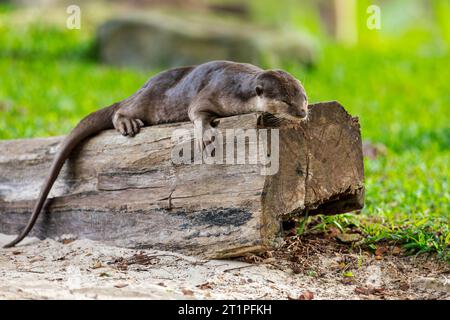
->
[255,85,263,96]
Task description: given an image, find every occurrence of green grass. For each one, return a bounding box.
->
[0,21,149,138]
[287,32,449,261]
[0,4,448,261]
[299,148,449,259]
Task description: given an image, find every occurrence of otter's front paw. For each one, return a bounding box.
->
[202,127,219,148]
[113,115,144,137]
[193,121,219,152]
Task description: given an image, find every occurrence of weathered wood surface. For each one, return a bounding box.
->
[0,101,364,258]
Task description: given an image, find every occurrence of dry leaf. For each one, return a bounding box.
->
[114,283,128,288]
[182,288,194,296]
[196,282,213,290]
[355,287,369,295]
[375,246,387,256]
[29,256,45,263]
[355,286,385,295]
[298,290,314,300]
[399,283,409,291]
[327,227,341,238]
[291,264,303,274]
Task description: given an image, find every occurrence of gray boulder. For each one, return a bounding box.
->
[96,11,318,70]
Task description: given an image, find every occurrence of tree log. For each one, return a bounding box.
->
[0,101,364,258]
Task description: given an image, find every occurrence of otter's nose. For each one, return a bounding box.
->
[297,109,307,118]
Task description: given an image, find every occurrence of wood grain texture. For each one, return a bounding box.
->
[0,101,364,258]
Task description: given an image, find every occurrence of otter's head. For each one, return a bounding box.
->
[255,70,308,121]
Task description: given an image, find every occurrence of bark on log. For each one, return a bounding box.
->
[0,101,364,258]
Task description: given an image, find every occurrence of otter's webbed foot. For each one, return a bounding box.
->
[113,115,144,137]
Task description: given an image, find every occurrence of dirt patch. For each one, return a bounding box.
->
[241,233,449,300]
[0,233,448,300]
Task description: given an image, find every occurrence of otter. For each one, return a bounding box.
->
[3,60,308,248]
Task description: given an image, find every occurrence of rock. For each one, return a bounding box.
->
[412,277,450,293]
[96,11,317,70]
[365,265,383,289]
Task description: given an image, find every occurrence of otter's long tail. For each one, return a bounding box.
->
[3,103,120,248]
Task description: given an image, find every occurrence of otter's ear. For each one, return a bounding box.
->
[255,85,263,96]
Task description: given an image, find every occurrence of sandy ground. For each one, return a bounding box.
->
[0,233,448,300]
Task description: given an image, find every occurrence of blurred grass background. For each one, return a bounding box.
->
[0,0,448,260]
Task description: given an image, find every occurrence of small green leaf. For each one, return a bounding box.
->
[343,271,354,277]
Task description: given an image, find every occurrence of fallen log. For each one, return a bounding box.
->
[0,101,364,258]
